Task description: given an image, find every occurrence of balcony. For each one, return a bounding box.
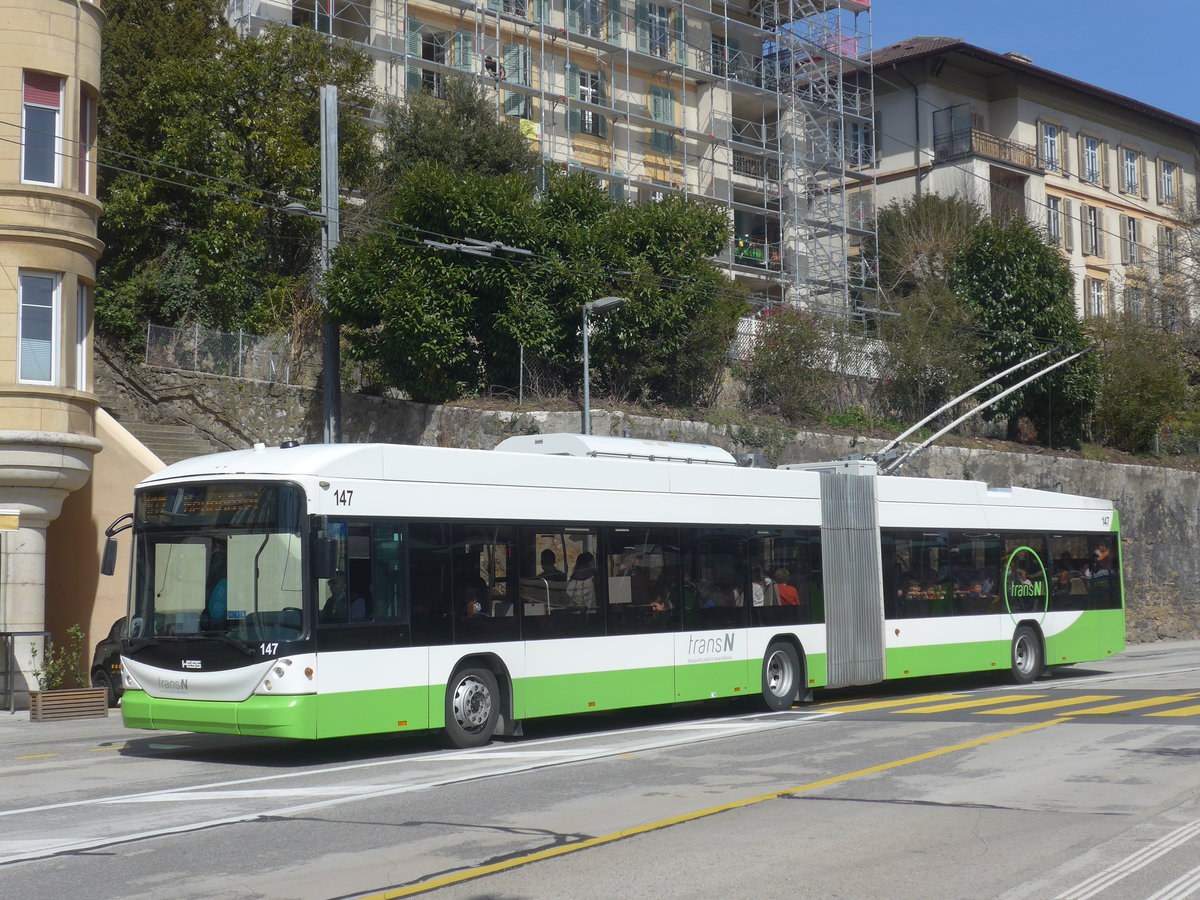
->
[733,151,781,183]
[933,128,1040,172]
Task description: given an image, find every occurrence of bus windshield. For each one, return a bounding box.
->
[131,482,307,644]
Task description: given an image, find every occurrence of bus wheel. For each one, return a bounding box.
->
[1010,626,1044,684]
[761,642,800,711]
[445,667,499,748]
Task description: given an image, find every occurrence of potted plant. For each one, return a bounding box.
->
[28,625,109,721]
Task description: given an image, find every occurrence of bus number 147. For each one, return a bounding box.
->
[333,489,353,506]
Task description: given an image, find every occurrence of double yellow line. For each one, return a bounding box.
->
[361,717,1066,899]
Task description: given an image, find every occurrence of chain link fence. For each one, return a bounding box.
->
[146,324,323,386]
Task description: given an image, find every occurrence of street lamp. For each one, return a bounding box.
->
[582,296,628,436]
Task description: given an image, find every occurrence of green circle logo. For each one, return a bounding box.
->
[1003,545,1048,620]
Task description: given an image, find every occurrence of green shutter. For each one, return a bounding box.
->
[533,0,547,22]
[503,45,524,117]
[673,10,685,64]
[610,168,625,203]
[636,0,649,54]
[607,0,622,45]
[567,65,581,133]
[406,20,423,94]
[568,0,581,33]
[454,33,473,72]
[597,69,609,138]
[488,0,501,10]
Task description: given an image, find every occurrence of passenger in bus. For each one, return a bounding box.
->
[1086,542,1115,578]
[201,549,228,631]
[567,552,598,608]
[774,568,800,606]
[322,573,365,623]
[750,566,771,607]
[539,549,567,581]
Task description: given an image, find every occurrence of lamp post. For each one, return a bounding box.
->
[581,296,628,436]
[282,85,341,443]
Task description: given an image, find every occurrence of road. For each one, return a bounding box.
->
[1,641,1199,900]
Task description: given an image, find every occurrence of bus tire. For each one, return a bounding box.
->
[444,667,499,748]
[1010,625,1044,684]
[760,642,800,711]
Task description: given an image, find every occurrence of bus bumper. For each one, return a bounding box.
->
[121,691,319,739]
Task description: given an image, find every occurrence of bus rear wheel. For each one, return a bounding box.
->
[444,667,499,748]
[760,642,800,711]
[1010,625,1044,684]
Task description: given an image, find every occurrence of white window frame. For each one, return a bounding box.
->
[1042,122,1060,172]
[647,4,670,58]
[1046,196,1062,245]
[18,271,60,385]
[847,120,873,168]
[1121,147,1140,194]
[1085,206,1101,257]
[578,70,603,137]
[1082,135,1100,184]
[1122,216,1140,265]
[1161,159,1177,206]
[22,73,62,186]
[76,281,90,391]
[1087,278,1107,318]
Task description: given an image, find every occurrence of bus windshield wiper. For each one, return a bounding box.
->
[201,630,256,657]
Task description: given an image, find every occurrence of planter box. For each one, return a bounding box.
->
[29,688,109,722]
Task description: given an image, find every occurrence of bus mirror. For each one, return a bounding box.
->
[314,538,337,580]
[101,537,119,576]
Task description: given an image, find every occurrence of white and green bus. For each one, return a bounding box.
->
[107,434,1124,746]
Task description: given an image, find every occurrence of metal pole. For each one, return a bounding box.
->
[582,307,591,435]
[320,84,342,443]
[518,344,524,408]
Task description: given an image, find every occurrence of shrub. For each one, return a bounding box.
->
[30,624,87,691]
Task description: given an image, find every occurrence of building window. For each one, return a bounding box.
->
[1126,288,1143,321]
[1121,215,1140,265]
[1121,147,1141,194]
[23,71,62,185]
[647,4,670,58]
[1160,159,1177,206]
[710,34,728,77]
[1041,122,1060,172]
[649,85,675,152]
[503,45,531,119]
[577,70,606,137]
[503,0,529,16]
[78,89,95,194]
[1083,205,1103,258]
[76,282,90,391]
[1159,226,1177,273]
[19,271,59,385]
[1086,278,1108,318]
[569,0,602,37]
[847,120,873,168]
[1081,135,1101,184]
[1046,196,1062,245]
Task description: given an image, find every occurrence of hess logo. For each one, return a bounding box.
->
[182,659,202,670]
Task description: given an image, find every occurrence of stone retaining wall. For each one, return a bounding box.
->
[95,353,1200,643]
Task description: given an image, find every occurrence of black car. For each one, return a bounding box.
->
[90,617,125,707]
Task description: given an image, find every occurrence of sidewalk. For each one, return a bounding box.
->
[0,705,169,748]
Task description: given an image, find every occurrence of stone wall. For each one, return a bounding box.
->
[95,353,1200,643]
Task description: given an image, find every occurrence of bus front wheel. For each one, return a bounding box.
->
[444,667,499,748]
[760,642,800,711]
[1010,626,1044,684]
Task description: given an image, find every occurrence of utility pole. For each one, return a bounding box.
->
[320,84,341,444]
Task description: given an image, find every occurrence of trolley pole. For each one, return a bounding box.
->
[319,84,341,444]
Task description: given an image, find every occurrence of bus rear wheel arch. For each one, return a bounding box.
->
[760,640,803,711]
[1010,623,1045,684]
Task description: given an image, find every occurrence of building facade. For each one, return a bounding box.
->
[871,36,1200,324]
[0,0,105,702]
[227,0,877,313]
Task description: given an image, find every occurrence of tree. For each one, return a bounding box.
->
[737,308,833,424]
[1088,313,1193,453]
[951,217,1098,446]
[868,195,985,423]
[96,17,375,345]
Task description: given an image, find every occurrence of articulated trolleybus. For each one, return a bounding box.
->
[106,434,1124,746]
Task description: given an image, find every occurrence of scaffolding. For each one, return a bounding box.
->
[226,0,877,313]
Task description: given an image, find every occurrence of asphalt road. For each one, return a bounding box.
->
[1,641,1199,900]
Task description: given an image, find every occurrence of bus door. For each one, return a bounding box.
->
[820,469,886,688]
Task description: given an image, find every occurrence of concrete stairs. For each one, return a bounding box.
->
[94,384,223,466]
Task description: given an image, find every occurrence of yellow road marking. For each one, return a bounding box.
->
[15,754,57,760]
[1144,703,1200,718]
[359,718,1067,899]
[818,693,968,713]
[1067,692,1200,716]
[91,746,128,752]
[977,695,1121,715]
[893,695,1044,714]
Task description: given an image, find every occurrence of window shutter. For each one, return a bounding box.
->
[1059,130,1070,177]
[1119,214,1130,264]
[454,32,473,71]
[606,0,623,44]
[567,65,581,133]
[610,168,625,203]
[568,0,581,33]
[503,45,524,116]
[673,10,686,64]
[598,69,609,138]
[1080,204,1090,255]
[488,0,501,10]
[1100,141,1110,188]
[1155,157,1164,205]
[406,21,423,94]
[24,71,61,107]
[536,0,548,23]
[1077,135,1087,181]
[1139,152,1148,199]
[1158,224,1168,273]
[1036,119,1045,168]
[1062,199,1073,252]
[636,0,649,54]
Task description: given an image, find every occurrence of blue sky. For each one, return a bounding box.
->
[872,1,1200,123]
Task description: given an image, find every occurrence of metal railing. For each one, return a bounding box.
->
[145,324,321,386]
[933,128,1040,171]
[1,631,49,713]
